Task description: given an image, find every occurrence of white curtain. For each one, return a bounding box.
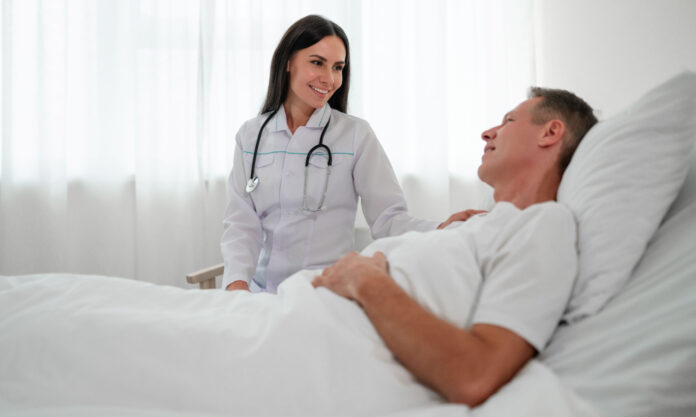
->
[0,0,535,287]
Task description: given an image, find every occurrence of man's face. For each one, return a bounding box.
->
[477,97,545,186]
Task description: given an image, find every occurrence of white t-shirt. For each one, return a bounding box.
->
[361,201,578,352]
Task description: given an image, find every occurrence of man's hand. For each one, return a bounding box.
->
[312,251,389,302]
[225,280,250,291]
[438,209,487,229]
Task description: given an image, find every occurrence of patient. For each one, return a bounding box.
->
[0,87,598,415]
[313,87,598,407]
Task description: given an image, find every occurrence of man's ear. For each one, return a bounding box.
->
[538,119,565,148]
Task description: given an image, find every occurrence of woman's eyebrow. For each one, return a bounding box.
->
[309,54,345,65]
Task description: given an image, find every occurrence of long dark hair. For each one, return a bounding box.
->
[260,15,350,114]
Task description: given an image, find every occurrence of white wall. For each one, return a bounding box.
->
[534,0,696,117]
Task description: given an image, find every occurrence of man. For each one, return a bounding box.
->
[312,88,598,407]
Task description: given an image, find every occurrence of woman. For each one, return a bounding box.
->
[222,15,439,292]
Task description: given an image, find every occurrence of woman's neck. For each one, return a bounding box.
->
[283,99,315,134]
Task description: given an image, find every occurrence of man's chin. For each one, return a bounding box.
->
[477,165,491,186]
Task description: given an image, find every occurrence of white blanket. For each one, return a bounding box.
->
[0,271,594,417]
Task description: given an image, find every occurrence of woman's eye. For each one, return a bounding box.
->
[311,60,322,66]
[333,65,344,71]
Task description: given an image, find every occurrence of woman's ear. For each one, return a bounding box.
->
[539,119,565,147]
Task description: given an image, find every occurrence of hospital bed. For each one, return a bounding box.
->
[1,72,695,417]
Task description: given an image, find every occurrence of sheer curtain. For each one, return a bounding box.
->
[0,0,535,287]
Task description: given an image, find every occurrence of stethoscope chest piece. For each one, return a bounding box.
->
[246,177,259,193]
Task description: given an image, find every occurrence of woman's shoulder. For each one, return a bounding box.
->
[329,110,377,141]
[330,109,371,127]
[235,111,275,142]
[240,112,272,130]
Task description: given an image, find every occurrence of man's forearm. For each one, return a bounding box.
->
[313,252,535,406]
[354,273,533,407]
[354,274,488,405]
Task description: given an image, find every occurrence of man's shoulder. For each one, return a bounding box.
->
[485,201,577,242]
[524,201,574,223]
[491,201,574,224]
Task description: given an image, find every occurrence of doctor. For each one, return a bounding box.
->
[221,15,440,292]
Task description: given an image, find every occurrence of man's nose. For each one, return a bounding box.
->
[481,127,497,141]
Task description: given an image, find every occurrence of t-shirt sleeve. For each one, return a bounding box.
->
[472,204,578,352]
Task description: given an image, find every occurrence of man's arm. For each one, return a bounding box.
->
[312,252,535,407]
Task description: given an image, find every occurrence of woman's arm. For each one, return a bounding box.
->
[352,125,439,238]
[220,127,264,290]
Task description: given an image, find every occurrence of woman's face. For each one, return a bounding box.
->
[285,35,346,113]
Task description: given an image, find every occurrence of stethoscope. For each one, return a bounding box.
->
[246,108,333,213]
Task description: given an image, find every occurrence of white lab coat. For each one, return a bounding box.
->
[221,104,438,292]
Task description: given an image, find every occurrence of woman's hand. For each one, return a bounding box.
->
[438,209,487,230]
[225,280,251,291]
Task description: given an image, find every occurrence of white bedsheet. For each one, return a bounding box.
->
[0,269,595,417]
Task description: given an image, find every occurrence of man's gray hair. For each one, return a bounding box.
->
[528,87,598,175]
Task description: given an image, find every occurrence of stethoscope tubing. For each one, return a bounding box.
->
[246,108,333,212]
[305,118,332,166]
[249,108,280,183]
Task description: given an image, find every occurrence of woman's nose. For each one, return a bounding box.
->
[319,67,333,85]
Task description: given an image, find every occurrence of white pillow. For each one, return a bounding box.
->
[558,71,696,323]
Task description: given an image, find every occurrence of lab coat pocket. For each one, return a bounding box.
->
[242,152,276,210]
[243,152,275,184]
[244,152,275,169]
[304,154,343,211]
